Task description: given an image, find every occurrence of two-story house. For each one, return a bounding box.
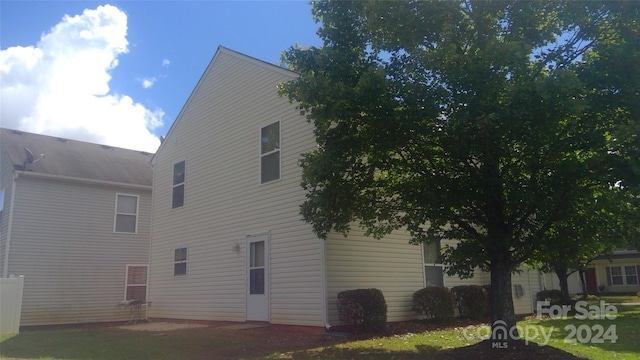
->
[0,128,153,326]
[147,47,541,327]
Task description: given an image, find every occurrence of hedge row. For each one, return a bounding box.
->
[451,285,489,320]
[337,285,491,332]
[412,285,489,320]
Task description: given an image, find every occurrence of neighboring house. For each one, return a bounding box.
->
[542,248,640,295]
[0,129,153,326]
[147,46,540,328]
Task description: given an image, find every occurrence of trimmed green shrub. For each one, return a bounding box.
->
[337,288,387,332]
[412,286,454,320]
[451,285,488,320]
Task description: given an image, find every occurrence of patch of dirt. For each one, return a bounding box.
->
[118,322,208,332]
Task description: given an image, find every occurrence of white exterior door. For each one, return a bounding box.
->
[246,234,269,321]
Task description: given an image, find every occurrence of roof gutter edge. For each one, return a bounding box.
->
[15,171,152,190]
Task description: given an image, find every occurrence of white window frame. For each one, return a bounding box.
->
[259,120,281,184]
[174,247,188,276]
[124,264,148,302]
[610,265,639,286]
[422,240,445,287]
[114,193,139,234]
[172,160,186,209]
[0,188,5,221]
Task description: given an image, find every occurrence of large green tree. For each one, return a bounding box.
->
[280,0,640,340]
[534,187,640,304]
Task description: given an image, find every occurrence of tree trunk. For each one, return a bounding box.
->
[578,269,587,300]
[490,259,517,343]
[554,267,572,304]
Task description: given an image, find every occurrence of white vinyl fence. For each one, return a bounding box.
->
[1,275,25,334]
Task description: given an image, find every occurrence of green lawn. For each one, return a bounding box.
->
[2,298,639,360]
[267,302,640,360]
[526,302,640,359]
[1,327,251,360]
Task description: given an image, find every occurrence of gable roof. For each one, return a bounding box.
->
[0,128,153,187]
[152,46,298,163]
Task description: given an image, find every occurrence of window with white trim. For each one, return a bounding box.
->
[174,247,187,276]
[0,189,4,223]
[610,265,638,286]
[172,161,185,208]
[423,240,444,287]
[125,265,148,302]
[260,121,280,183]
[114,194,138,233]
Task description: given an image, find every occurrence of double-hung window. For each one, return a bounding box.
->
[0,189,4,223]
[114,194,138,233]
[609,265,639,286]
[125,265,148,302]
[174,247,187,276]
[260,121,280,183]
[423,240,444,287]
[172,161,185,208]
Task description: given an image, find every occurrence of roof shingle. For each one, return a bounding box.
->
[1,128,153,186]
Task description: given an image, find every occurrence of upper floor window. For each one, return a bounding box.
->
[172,161,185,208]
[0,189,4,223]
[115,194,138,233]
[260,121,280,184]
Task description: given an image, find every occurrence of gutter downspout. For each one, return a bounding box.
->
[321,238,331,329]
[145,162,155,320]
[3,174,18,278]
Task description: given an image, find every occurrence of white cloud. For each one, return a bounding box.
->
[162,58,170,67]
[0,4,162,152]
[140,77,157,89]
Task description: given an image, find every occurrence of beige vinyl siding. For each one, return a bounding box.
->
[326,228,424,324]
[7,176,151,325]
[148,48,324,326]
[325,228,539,323]
[0,145,14,271]
[511,268,540,315]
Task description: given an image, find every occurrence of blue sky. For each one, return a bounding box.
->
[1,1,322,151]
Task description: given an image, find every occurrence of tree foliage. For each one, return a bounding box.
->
[534,187,640,302]
[280,0,640,338]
